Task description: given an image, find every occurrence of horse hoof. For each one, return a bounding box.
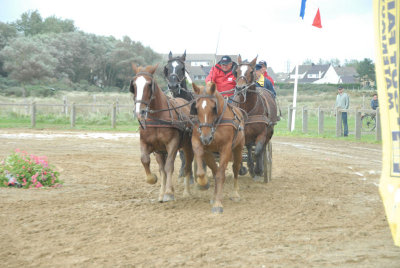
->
[211,206,223,214]
[253,176,263,182]
[146,174,158,185]
[196,182,210,191]
[163,194,175,202]
[239,166,248,175]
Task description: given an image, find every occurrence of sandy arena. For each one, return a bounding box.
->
[1,129,399,267]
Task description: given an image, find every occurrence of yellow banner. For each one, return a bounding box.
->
[374,0,400,246]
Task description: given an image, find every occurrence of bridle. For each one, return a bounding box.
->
[133,71,156,128]
[234,63,256,102]
[194,93,227,140]
[164,58,187,95]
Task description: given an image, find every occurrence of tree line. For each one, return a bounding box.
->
[0,10,375,95]
[0,10,162,91]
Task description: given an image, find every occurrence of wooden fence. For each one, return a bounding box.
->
[287,106,381,141]
[0,101,132,129]
[0,101,382,140]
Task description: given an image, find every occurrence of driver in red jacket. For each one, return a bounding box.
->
[205,55,237,97]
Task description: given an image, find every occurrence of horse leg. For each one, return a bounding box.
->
[230,145,243,202]
[155,153,167,202]
[246,144,255,178]
[163,140,179,202]
[178,150,185,181]
[140,142,157,184]
[254,134,267,181]
[192,139,209,191]
[212,145,231,214]
[182,141,194,198]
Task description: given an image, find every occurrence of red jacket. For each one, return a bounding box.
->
[263,71,274,86]
[205,64,236,96]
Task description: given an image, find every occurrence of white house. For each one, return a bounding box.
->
[286,64,358,84]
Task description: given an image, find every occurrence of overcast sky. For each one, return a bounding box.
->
[0,0,374,73]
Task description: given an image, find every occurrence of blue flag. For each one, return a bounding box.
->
[300,0,307,19]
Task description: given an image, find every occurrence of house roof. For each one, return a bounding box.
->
[335,66,358,83]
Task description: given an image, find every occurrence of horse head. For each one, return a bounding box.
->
[235,55,258,91]
[130,63,159,118]
[164,50,187,95]
[192,82,224,145]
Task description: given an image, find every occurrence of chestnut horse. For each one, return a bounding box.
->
[234,55,278,182]
[129,63,193,202]
[191,82,245,213]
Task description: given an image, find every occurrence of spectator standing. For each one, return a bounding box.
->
[335,86,350,137]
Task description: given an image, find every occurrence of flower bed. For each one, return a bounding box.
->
[0,149,62,188]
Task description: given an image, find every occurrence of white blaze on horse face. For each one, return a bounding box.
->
[171,61,179,74]
[240,65,248,76]
[135,76,147,114]
[201,100,207,122]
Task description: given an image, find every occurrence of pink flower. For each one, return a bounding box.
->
[15,148,20,152]
[32,173,39,180]
[22,166,25,169]
[35,182,43,188]
[22,178,26,183]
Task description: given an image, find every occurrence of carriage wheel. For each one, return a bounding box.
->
[263,141,272,183]
[361,114,376,132]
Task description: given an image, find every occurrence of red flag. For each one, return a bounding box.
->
[312,8,322,28]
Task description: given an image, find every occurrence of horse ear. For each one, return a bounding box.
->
[168,51,173,60]
[192,82,201,94]
[209,82,216,95]
[131,63,138,73]
[190,102,197,115]
[232,64,237,78]
[149,64,159,75]
[181,50,186,61]
[163,65,168,77]
[238,55,242,64]
[250,56,258,68]
[129,80,135,95]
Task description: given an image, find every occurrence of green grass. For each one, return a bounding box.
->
[0,112,380,144]
[274,115,380,144]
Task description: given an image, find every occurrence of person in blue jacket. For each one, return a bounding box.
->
[371,93,379,110]
[255,64,276,98]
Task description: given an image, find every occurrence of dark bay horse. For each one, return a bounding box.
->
[191,82,245,213]
[129,63,193,202]
[234,55,278,182]
[163,51,194,180]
